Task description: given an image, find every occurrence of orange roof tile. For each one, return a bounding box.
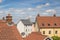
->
[24,32,47,40]
[0,20,22,40]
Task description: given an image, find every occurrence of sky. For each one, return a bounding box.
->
[0,0,60,23]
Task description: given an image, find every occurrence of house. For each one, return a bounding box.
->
[0,14,53,40]
[0,14,22,40]
[24,32,53,40]
[35,14,60,37]
[17,19,33,38]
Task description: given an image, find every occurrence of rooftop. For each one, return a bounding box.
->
[24,32,47,40]
[0,20,22,40]
[36,14,60,28]
[20,19,32,26]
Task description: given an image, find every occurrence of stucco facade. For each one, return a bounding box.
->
[40,28,60,37]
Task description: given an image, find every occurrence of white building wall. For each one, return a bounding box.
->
[27,26,32,33]
[24,25,32,36]
[17,21,33,38]
[17,21,25,34]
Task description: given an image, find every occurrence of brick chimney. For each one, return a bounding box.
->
[6,14,12,23]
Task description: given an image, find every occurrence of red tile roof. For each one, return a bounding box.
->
[0,20,22,40]
[24,32,47,40]
[36,14,60,28]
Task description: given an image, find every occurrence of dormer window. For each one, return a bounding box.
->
[54,23,57,26]
[48,24,50,26]
[42,23,44,26]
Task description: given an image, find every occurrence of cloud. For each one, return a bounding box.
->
[36,3,50,9]
[27,8,36,11]
[28,8,33,11]
[42,13,49,16]
[25,15,32,19]
[0,10,4,16]
[46,9,52,12]
[0,0,2,3]
[40,9,57,16]
[0,11,4,13]
[36,5,42,8]
[8,8,26,14]
[0,4,9,9]
[45,3,50,6]
[45,9,56,14]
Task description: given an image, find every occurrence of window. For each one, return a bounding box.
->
[48,24,50,26]
[43,31,45,34]
[54,23,57,26]
[21,32,25,36]
[55,31,58,34]
[26,29,27,32]
[42,23,44,26]
[26,25,27,27]
[49,31,51,34]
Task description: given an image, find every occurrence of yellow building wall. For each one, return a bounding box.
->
[34,22,39,32]
[40,28,60,37]
[54,29,60,36]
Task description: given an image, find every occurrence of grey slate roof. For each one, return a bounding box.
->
[21,19,32,26]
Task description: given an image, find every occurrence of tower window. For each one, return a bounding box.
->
[49,31,51,34]
[43,31,45,34]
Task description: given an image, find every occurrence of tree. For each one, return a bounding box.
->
[52,36,60,40]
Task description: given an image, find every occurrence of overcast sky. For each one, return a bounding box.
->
[0,0,60,23]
